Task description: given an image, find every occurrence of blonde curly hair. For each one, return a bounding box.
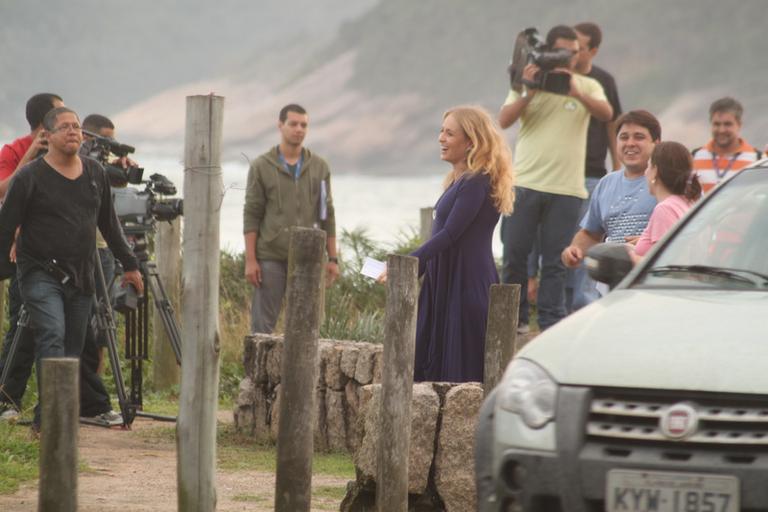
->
[442,106,515,215]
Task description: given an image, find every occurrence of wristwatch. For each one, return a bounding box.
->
[328,257,338,264]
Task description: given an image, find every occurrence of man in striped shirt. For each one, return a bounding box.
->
[692,97,762,194]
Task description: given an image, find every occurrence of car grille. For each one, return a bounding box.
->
[587,389,768,446]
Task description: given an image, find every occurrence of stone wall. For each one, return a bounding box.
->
[233,334,384,453]
[233,335,486,511]
[341,382,484,512]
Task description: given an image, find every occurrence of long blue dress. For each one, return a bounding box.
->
[412,172,500,383]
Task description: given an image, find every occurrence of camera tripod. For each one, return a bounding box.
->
[0,250,182,428]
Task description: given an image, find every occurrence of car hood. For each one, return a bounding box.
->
[519,288,768,394]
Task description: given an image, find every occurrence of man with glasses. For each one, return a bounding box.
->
[0,107,143,430]
[0,93,63,421]
[498,25,613,332]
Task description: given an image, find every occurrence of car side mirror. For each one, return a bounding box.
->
[585,243,633,290]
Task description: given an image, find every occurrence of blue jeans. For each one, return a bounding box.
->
[568,176,602,312]
[501,187,582,330]
[20,269,93,424]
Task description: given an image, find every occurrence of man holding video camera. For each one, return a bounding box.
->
[0,106,143,430]
[499,25,612,332]
[76,114,134,425]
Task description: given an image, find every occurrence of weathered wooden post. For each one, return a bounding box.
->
[274,227,326,512]
[419,207,434,242]
[483,284,521,396]
[377,254,419,512]
[177,94,224,512]
[0,281,5,341]
[153,217,182,390]
[38,357,79,512]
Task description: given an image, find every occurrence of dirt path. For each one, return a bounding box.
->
[0,411,349,511]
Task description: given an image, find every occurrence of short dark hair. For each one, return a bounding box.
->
[709,97,743,123]
[42,107,78,132]
[545,25,578,48]
[651,141,701,202]
[574,22,602,49]
[616,110,662,142]
[82,114,115,133]
[279,104,307,123]
[26,93,63,130]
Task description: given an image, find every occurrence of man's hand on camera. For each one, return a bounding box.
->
[520,64,539,99]
[122,269,144,297]
[554,68,580,99]
[111,156,138,169]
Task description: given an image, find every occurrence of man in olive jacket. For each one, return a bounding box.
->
[243,104,339,333]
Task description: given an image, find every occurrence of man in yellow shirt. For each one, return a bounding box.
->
[499,25,613,332]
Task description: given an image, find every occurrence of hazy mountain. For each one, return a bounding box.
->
[3,0,767,172]
[0,0,376,135]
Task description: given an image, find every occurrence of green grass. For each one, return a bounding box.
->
[0,422,38,495]
[216,424,355,477]
[232,493,268,503]
[314,485,348,500]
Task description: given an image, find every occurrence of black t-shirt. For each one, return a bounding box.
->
[0,156,138,293]
[585,65,622,178]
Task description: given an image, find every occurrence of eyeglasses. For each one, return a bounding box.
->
[50,123,82,133]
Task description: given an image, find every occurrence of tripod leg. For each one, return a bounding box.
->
[94,253,135,427]
[143,262,183,365]
[0,307,30,406]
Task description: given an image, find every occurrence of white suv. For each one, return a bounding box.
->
[476,162,768,512]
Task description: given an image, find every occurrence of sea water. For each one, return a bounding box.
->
[141,157,503,257]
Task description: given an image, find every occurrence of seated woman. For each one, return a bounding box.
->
[633,141,702,260]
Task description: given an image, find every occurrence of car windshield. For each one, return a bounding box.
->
[636,168,768,290]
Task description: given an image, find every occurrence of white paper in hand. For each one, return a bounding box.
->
[360,257,386,280]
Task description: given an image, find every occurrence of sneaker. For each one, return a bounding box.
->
[516,323,530,335]
[0,406,20,422]
[81,410,123,427]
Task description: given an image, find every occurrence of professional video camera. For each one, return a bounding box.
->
[82,130,184,233]
[79,130,184,425]
[508,27,574,95]
[111,174,184,230]
[82,129,143,186]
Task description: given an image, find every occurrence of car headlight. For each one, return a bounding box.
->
[497,358,557,429]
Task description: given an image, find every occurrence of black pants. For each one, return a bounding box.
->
[79,248,116,417]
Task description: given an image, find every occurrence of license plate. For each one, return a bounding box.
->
[606,469,739,512]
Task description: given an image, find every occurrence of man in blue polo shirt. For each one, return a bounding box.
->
[561,110,660,285]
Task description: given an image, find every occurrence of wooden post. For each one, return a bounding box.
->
[177,94,224,512]
[153,217,182,390]
[419,207,434,242]
[376,254,419,512]
[483,284,521,396]
[38,357,79,512]
[0,281,5,342]
[274,227,326,512]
